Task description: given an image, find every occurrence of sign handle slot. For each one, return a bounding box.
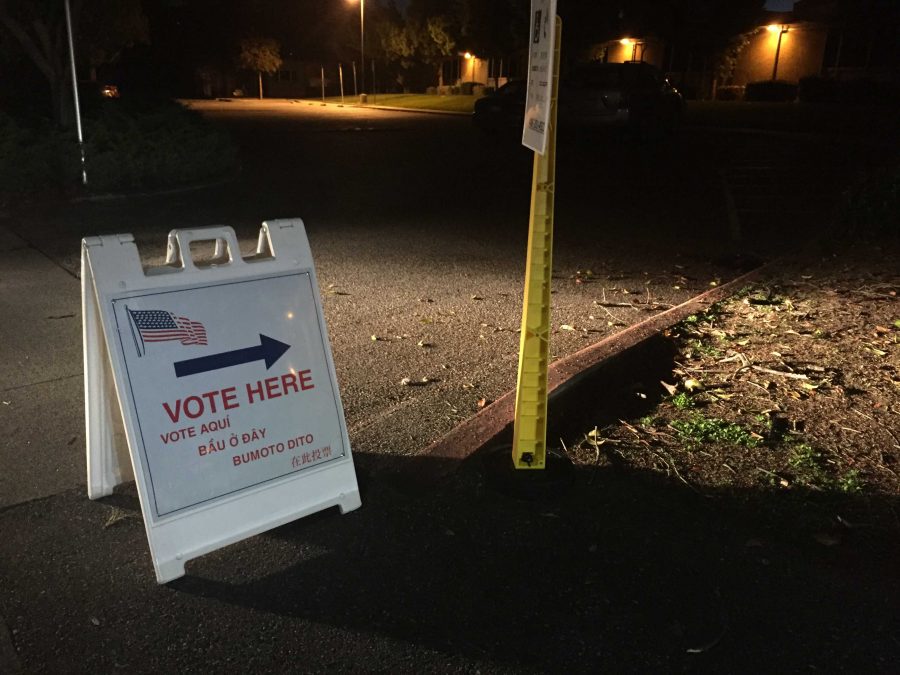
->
[166,226,245,270]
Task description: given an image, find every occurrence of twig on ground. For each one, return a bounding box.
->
[648,446,705,497]
[593,301,635,308]
[751,365,809,380]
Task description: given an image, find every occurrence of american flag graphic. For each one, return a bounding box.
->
[127,308,207,355]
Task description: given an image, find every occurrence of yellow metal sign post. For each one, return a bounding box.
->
[512,16,562,470]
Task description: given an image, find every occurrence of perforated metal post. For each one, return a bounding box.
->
[512,17,561,470]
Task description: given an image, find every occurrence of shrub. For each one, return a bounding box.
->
[82,101,238,192]
[716,85,745,101]
[744,80,797,102]
[459,82,485,95]
[0,114,79,198]
[0,100,238,198]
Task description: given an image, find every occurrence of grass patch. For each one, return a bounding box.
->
[316,94,479,113]
[671,414,760,447]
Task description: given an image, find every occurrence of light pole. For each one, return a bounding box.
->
[348,0,365,95]
[768,24,789,81]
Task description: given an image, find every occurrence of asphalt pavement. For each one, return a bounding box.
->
[0,101,876,672]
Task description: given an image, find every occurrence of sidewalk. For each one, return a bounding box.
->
[0,226,84,508]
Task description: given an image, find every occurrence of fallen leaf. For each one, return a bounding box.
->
[660,380,678,396]
[874,325,891,335]
[560,324,576,331]
[471,295,484,301]
[708,389,735,400]
[417,340,432,348]
[684,378,703,392]
[894,320,900,329]
[476,397,488,408]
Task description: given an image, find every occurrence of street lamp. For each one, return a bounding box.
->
[464,51,476,85]
[348,0,365,95]
[767,24,789,80]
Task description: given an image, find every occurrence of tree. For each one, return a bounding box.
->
[238,37,282,99]
[0,0,147,126]
[378,12,458,87]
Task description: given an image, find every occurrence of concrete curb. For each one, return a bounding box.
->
[411,261,776,482]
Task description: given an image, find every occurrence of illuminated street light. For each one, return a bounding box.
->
[464,51,475,84]
[768,24,789,80]
[619,37,643,61]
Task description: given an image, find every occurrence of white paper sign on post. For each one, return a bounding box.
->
[522,0,559,154]
[82,219,361,583]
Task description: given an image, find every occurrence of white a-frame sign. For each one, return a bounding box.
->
[82,219,361,583]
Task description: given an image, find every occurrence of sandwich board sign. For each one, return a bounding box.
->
[82,219,361,583]
[522,0,558,154]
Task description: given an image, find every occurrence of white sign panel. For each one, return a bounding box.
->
[111,273,344,518]
[522,0,558,154]
[82,221,361,583]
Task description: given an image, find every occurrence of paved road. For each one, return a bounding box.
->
[0,101,870,672]
[3,101,772,497]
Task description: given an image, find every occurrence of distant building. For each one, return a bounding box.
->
[586,0,896,99]
[731,14,829,85]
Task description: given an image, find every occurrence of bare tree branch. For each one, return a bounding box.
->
[0,7,53,79]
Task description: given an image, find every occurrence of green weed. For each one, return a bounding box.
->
[671,392,695,409]
[788,443,830,488]
[671,415,760,447]
[689,339,722,357]
[837,469,864,493]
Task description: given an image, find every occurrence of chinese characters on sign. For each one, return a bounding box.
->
[522,0,558,154]
[83,221,361,584]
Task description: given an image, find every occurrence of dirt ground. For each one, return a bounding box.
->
[565,240,900,567]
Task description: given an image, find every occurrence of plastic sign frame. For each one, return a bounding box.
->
[522,0,559,154]
[82,219,361,583]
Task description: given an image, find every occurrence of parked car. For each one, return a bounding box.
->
[473,62,683,136]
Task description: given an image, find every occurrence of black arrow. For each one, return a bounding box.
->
[174,334,290,378]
